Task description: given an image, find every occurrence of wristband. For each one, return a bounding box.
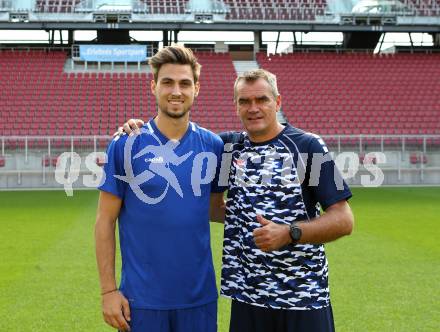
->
[101,288,118,296]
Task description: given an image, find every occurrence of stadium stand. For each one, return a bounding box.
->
[0,50,241,141]
[3,0,440,18]
[0,50,152,138]
[223,0,327,21]
[191,52,242,132]
[139,0,186,14]
[257,52,440,140]
[35,0,82,13]
[1,49,439,141]
[0,1,439,189]
[403,0,440,16]
[1,49,439,143]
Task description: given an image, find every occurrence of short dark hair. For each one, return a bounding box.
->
[149,44,201,83]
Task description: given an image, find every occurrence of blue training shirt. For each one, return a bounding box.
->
[99,119,224,309]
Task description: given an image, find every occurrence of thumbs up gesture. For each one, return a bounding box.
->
[252,215,292,252]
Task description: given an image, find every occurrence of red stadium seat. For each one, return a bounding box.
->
[96,156,106,167]
[410,152,428,165]
[42,155,50,167]
[359,153,377,165]
[51,156,60,167]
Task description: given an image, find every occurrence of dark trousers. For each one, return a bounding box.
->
[229,300,335,332]
[120,301,217,332]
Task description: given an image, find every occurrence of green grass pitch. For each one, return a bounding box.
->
[0,187,439,331]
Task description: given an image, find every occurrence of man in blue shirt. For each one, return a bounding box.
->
[95,45,225,332]
[119,69,354,332]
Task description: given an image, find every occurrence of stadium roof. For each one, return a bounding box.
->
[0,0,438,32]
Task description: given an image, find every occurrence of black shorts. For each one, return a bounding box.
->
[229,300,335,332]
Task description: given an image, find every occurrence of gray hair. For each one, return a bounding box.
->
[233,69,279,102]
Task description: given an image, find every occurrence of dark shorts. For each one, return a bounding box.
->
[122,301,217,332]
[229,299,335,332]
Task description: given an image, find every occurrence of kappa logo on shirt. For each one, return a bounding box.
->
[145,156,164,163]
[112,125,222,204]
[115,128,193,204]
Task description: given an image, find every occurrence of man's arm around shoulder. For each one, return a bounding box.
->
[95,191,131,332]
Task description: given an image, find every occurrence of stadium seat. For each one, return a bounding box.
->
[51,156,60,167]
[410,152,428,164]
[96,156,106,167]
[42,155,50,167]
[359,153,377,165]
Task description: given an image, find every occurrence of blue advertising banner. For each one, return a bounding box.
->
[79,45,147,62]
